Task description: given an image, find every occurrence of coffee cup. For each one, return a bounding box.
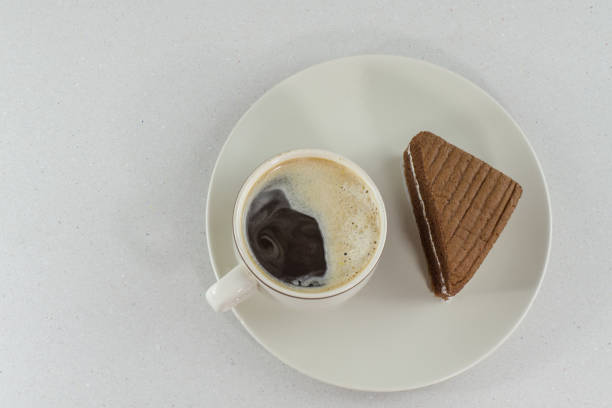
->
[206,149,387,312]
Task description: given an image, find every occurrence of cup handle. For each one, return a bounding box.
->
[206,264,258,312]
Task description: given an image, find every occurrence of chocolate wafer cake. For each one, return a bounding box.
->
[403,131,522,299]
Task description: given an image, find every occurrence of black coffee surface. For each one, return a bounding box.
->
[246,189,327,286]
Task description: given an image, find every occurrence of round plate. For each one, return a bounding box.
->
[206,55,551,391]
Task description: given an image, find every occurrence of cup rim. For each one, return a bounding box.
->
[232,148,388,300]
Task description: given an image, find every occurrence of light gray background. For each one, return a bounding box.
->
[1,1,611,406]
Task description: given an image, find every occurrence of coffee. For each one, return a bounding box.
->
[243,157,381,292]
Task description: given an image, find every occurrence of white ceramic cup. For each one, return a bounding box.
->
[206,149,387,312]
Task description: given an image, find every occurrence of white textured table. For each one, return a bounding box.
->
[1,1,611,406]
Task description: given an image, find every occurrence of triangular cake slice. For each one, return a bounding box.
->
[403,131,522,299]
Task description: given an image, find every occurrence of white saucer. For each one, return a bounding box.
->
[206,55,551,391]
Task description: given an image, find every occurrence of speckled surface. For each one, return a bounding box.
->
[1,1,611,406]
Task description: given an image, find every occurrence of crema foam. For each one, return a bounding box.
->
[244,157,382,292]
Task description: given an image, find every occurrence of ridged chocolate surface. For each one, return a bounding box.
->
[404,131,522,298]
